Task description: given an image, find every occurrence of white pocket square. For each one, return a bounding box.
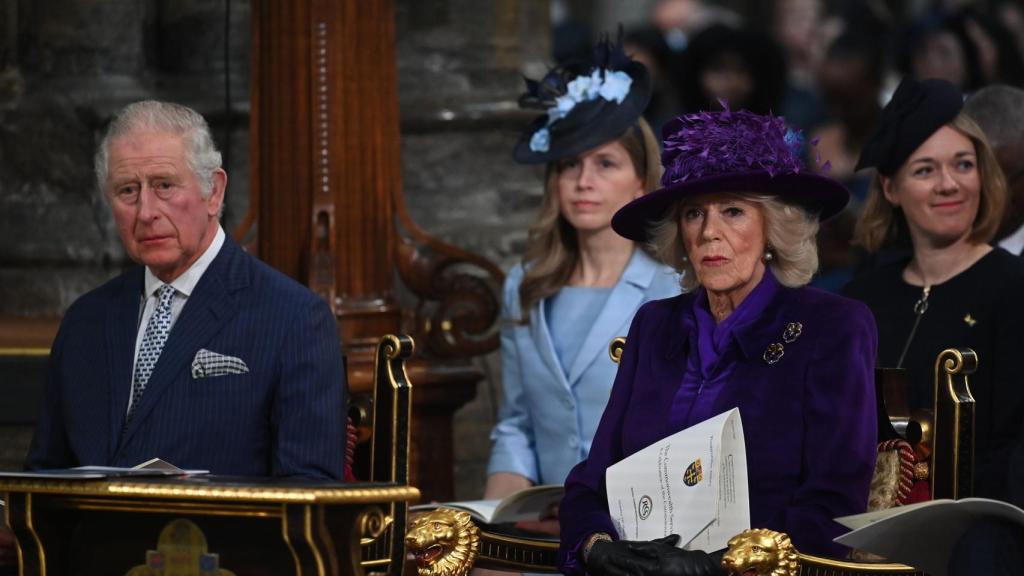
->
[191,349,249,379]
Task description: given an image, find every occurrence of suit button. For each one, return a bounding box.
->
[563,397,573,408]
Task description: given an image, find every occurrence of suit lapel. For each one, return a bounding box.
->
[529,298,570,391]
[106,269,144,458]
[119,238,247,450]
[566,250,659,387]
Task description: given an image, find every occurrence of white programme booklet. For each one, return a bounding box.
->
[605,407,749,551]
[834,497,1024,576]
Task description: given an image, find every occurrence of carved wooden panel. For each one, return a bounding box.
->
[250,0,503,502]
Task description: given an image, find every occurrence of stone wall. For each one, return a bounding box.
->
[0,0,252,318]
[394,0,550,498]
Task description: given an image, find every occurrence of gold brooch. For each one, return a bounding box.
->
[963,314,977,327]
[764,321,803,365]
[782,322,802,343]
[763,343,785,364]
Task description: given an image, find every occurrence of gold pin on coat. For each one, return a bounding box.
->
[963,314,977,327]
[764,321,802,365]
[782,322,802,343]
[763,343,785,365]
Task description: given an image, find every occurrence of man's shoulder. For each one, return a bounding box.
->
[233,249,324,310]
[61,269,138,325]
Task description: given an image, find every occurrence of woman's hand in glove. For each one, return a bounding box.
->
[586,534,723,576]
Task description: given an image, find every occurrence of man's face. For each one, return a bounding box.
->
[106,130,225,283]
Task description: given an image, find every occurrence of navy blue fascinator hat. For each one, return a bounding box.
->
[612,105,849,242]
[855,77,964,176]
[513,32,651,164]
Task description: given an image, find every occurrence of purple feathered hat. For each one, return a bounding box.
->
[611,105,849,242]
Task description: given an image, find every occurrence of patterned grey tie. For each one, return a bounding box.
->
[126,284,176,423]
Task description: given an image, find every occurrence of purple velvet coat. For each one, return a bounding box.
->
[558,278,878,574]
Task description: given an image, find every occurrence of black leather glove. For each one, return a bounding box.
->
[635,535,725,576]
[587,534,724,576]
[585,537,659,576]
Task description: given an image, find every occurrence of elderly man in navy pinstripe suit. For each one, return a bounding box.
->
[25,100,347,479]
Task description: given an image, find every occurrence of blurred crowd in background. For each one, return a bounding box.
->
[550,0,1024,291]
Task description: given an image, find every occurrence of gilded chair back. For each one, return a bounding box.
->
[930,348,977,499]
[358,334,415,575]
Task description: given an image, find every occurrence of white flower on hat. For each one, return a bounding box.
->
[598,70,633,104]
[529,66,633,155]
[566,74,593,102]
[529,127,551,153]
[549,94,577,122]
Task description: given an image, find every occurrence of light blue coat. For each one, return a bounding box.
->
[487,250,680,485]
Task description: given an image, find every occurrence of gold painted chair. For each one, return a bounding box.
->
[405,342,978,576]
[353,334,416,576]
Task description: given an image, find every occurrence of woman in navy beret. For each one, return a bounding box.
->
[846,77,1024,574]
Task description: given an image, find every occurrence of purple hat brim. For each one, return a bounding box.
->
[611,171,850,242]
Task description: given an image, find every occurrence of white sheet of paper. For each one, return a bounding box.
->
[834,497,1024,576]
[605,408,749,551]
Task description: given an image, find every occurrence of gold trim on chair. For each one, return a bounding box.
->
[406,508,480,576]
[722,529,921,576]
[0,480,420,503]
[364,334,416,574]
[930,348,977,500]
[405,521,925,576]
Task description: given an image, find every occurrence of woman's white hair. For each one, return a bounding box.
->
[94,100,222,197]
[647,194,820,291]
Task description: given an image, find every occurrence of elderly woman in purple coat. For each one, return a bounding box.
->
[557,107,879,576]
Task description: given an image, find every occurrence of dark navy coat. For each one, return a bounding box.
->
[26,236,346,479]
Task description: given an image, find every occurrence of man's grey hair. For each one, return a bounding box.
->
[964,85,1024,152]
[94,100,222,197]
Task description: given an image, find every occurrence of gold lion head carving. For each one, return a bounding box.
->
[721,529,799,576]
[405,508,480,576]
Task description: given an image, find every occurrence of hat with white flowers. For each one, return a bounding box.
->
[513,32,651,164]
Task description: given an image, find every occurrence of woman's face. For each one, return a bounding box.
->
[882,126,981,248]
[680,193,767,296]
[556,139,644,234]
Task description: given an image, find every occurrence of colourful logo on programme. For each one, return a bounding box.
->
[683,458,703,486]
[638,495,653,520]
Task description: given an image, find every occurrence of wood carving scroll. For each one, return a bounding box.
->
[394,212,503,359]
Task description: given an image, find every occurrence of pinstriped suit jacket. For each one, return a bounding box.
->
[25,236,347,479]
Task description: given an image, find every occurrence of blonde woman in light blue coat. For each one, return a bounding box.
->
[485,36,680,508]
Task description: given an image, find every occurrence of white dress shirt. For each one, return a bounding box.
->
[998,222,1024,257]
[128,226,226,413]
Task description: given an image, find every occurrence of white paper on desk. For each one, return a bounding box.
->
[74,457,209,476]
[605,408,749,552]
